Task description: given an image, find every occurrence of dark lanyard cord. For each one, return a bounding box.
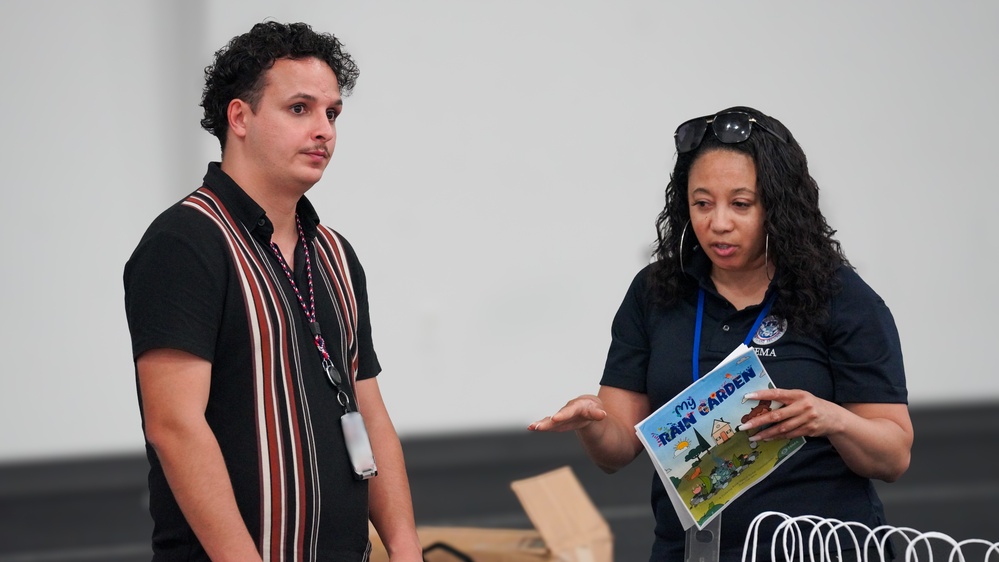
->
[269,215,352,411]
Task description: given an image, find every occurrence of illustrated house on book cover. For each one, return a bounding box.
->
[635,345,805,530]
[711,419,735,444]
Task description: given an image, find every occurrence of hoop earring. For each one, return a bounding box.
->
[679,220,690,274]
[765,233,773,281]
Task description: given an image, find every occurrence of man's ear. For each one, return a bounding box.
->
[227,99,251,140]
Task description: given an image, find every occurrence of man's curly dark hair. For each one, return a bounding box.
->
[650,106,849,335]
[200,21,360,151]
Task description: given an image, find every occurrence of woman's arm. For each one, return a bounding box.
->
[529,385,651,473]
[738,389,913,482]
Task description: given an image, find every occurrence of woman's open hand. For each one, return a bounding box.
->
[528,394,608,432]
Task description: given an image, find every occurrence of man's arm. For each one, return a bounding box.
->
[137,348,262,562]
[355,377,422,561]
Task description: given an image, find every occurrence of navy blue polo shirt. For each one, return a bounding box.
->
[601,250,907,561]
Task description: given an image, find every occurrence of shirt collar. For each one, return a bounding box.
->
[202,162,322,241]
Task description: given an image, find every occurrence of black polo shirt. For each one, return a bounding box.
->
[124,163,380,561]
[601,250,907,561]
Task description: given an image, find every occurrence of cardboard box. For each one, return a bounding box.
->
[369,465,613,562]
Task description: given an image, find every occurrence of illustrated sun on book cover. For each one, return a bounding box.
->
[635,344,805,530]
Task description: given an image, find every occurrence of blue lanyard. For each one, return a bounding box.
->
[692,288,777,382]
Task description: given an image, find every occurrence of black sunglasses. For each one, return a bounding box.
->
[674,111,789,153]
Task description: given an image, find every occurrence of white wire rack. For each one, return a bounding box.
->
[741,512,999,562]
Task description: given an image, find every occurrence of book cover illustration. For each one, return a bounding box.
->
[635,345,805,530]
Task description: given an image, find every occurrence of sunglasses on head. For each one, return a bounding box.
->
[674,111,789,154]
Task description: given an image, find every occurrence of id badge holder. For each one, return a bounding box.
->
[685,514,721,562]
[326,361,378,480]
[341,410,378,480]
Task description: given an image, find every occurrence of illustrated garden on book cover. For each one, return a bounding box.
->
[636,345,806,529]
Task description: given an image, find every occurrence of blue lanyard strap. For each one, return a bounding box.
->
[692,290,706,383]
[692,288,777,382]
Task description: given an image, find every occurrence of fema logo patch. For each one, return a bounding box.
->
[753,315,787,346]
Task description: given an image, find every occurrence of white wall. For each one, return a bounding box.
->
[2,0,996,462]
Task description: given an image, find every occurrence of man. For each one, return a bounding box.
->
[124,22,422,561]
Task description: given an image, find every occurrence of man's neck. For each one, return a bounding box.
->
[221,160,306,240]
[220,159,310,269]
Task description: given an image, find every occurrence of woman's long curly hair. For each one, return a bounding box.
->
[650,106,848,335]
[200,21,360,152]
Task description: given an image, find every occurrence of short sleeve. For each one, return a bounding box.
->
[350,258,381,381]
[600,267,653,393]
[825,267,908,404]
[123,215,227,362]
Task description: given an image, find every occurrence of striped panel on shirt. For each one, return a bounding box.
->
[312,225,360,385]
[181,188,358,561]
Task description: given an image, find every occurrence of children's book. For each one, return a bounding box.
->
[635,344,805,530]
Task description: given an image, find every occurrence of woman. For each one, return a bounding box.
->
[530,106,913,561]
